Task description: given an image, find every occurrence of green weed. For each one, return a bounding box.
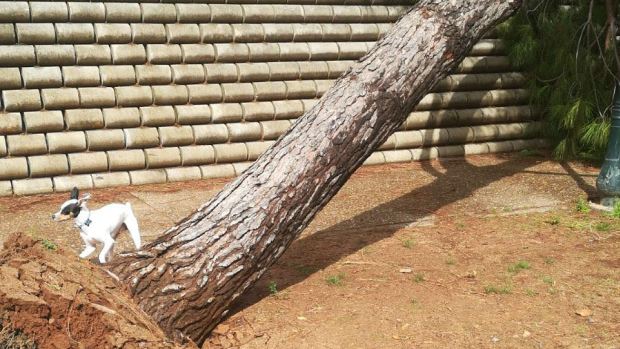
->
[525,289,539,296]
[413,273,425,283]
[484,284,512,295]
[326,273,345,286]
[576,198,591,213]
[41,239,57,251]
[508,260,531,274]
[612,201,620,218]
[268,281,278,295]
[595,222,611,232]
[402,239,414,249]
[542,276,555,286]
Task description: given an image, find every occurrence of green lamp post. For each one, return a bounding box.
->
[596,82,620,207]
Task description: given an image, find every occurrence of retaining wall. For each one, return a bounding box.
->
[0,1,545,196]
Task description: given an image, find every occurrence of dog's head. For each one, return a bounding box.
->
[52,187,91,221]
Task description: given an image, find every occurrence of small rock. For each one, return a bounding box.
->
[48,318,55,325]
[297,316,307,321]
[392,335,400,340]
[213,324,230,335]
[523,330,531,338]
[491,336,500,343]
[575,308,592,317]
[464,270,477,279]
[399,268,412,273]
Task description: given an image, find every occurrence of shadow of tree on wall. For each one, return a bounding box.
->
[233,155,543,312]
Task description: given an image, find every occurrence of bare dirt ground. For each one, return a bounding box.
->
[1,153,618,349]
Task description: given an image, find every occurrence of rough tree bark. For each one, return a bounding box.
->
[108,0,522,344]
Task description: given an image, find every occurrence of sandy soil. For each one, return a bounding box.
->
[0,153,618,348]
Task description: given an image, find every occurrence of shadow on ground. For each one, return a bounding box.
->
[233,155,544,312]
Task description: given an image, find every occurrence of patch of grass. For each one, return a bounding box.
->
[40,239,57,251]
[455,222,465,230]
[484,284,513,295]
[611,201,620,218]
[525,289,539,296]
[576,198,591,213]
[268,281,278,295]
[410,298,418,306]
[544,257,555,265]
[402,239,414,249]
[542,276,555,286]
[508,260,531,274]
[546,216,561,225]
[595,222,611,232]
[326,273,345,286]
[445,257,456,266]
[413,273,425,283]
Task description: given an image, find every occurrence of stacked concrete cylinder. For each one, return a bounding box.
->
[0,1,544,196]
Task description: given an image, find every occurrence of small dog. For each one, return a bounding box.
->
[52,187,141,264]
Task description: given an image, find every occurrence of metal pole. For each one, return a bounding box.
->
[596,82,620,207]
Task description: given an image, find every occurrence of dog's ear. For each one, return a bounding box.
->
[70,187,79,200]
[78,193,92,204]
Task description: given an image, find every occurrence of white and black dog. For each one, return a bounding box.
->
[52,187,141,264]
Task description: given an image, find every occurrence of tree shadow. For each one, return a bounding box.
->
[233,155,545,312]
[559,162,598,199]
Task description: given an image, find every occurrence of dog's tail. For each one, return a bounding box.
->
[124,203,142,250]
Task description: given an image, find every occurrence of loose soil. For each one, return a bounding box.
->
[0,153,618,348]
[0,232,193,349]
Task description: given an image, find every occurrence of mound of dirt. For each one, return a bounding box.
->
[0,232,195,349]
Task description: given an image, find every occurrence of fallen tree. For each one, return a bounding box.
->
[106,0,523,344]
[0,0,523,346]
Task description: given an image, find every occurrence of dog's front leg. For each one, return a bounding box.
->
[99,239,115,264]
[79,244,96,259]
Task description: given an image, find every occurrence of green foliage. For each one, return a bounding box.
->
[612,201,620,218]
[413,273,425,283]
[499,1,617,161]
[595,221,611,232]
[576,197,591,213]
[547,216,561,225]
[484,284,513,295]
[40,239,57,251]
[402,239,414,249]
[507,260,531,274]
[326,273,345,286]
[268,281,278,295]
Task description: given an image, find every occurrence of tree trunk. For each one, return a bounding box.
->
[108,0,522,344]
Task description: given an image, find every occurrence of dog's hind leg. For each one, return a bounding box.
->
[105,243,115,262]
[124,203,141,250]
[99,239,115,264]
